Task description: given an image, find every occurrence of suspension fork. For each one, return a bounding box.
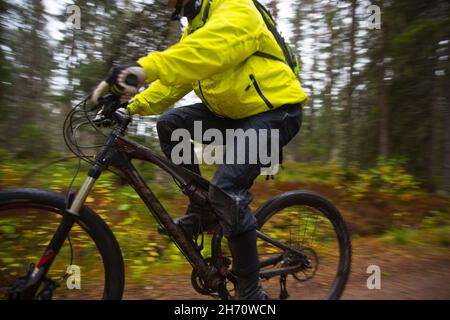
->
[22,173,98,298]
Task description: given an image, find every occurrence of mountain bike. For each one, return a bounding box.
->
[0,93,351,300]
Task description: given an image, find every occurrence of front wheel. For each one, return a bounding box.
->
[255,191,351,300]
[0,188,124,300]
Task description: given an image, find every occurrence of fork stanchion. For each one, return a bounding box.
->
[66,176,97,216]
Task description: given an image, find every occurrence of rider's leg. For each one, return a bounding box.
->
[156,103,232,234]
[208,104,302,300]
[228,229,265,299]
[208,165,264,299]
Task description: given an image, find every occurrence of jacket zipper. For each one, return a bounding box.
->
[198,81,211,108]
[246,74,274,109]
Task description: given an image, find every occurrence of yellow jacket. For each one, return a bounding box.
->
[128,0,308,119]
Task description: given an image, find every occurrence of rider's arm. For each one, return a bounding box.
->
[127,80,192,116]
[137,1,263,86]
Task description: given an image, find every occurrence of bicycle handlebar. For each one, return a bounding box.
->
[92,93,131,130]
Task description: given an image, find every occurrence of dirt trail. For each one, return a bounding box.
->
[341,242,450,300]
[122,240,450,300]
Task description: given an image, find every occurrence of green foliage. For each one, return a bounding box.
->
[14,124,55,160]
[383,211,450,247]
[276,161,345,184]
[388,229,411,245]
[422,211,450,229]
[348,158,421,200]
[276,159,421,202]
[0,157,193,278]
[393,18,450,50]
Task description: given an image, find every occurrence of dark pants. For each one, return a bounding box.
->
[156,103,302,238]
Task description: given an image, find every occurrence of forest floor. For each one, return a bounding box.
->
[120,236,450,300]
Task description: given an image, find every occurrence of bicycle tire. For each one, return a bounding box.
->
[0,188,125,300]
[254,190,352,300]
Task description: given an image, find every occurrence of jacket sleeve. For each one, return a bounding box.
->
[127,80,192,116]
[137,0,263,86]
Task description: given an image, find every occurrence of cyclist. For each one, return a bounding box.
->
[92,0,308,300]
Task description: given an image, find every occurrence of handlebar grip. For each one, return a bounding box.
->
[125,74,139,87]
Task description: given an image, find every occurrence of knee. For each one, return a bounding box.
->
[156,109,181,136]
[156,109,183,142]
[208,184,237,235]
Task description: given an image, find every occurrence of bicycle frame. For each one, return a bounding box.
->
[24,114,306,299]
[103,133,223,290]
[23,122,227,298]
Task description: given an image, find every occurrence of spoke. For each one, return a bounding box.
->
[308,213,320,248]
[258,203,344,300]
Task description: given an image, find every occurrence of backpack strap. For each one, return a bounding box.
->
[252,0,296,72]
[187,0,213,34]
[202,0,212,24]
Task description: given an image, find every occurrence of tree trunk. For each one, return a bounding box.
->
[429,82,441,191]
[343,0,357,167]
[270,0,278,20]
[323,3,337,160]
[443,40,450,192]
[378,63,389,159]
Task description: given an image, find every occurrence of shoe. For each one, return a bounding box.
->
[233,273,269,300]
[158,202,217,237]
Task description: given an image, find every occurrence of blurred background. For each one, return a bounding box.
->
[0,0,449,299]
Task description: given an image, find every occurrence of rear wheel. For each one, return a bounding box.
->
[0,188,124,300]
[255,191,351,300]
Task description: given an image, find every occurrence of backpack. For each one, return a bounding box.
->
[252,0,300,76]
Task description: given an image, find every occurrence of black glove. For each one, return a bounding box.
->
[91,63,147,104]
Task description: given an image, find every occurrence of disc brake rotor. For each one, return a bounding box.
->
[284,247,319,282]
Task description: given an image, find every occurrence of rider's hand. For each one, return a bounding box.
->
[91,63,147,104]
